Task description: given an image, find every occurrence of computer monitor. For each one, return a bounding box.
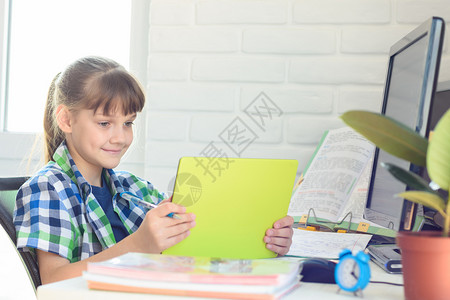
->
[431,81,450,130]
[364,17,445,232]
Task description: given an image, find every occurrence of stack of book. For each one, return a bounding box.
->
[83,252,301,299]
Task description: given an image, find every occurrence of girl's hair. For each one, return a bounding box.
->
[43,56,145,162]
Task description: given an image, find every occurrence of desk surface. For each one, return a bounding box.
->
[37,261,404,300]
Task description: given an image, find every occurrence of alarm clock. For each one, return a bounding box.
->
[335,249,371,294]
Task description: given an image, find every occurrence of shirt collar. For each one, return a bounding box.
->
[52,141,125,199]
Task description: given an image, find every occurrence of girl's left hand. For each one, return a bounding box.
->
[264,215,294,256]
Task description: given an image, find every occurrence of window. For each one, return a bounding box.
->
[1,0,131,132]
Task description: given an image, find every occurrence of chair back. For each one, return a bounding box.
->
[0,176,41,289]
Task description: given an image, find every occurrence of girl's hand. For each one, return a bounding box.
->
[132,201,196,253]
[160,196,173,203]
[264,215,294,256]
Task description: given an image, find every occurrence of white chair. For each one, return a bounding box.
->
[0,223,36,299]
[0,177,40,298]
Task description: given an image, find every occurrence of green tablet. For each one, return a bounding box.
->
[163,157,298,259]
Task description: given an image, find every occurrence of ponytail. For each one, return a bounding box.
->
[43,73,64,162]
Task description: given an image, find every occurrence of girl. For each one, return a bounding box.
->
[14,56,294,285]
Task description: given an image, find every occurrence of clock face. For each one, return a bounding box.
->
[336,258,361,290]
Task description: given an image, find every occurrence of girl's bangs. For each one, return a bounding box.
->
[84,69,145,115]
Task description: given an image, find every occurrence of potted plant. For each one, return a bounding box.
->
[341,109,450,300]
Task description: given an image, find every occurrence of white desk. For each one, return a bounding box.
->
[37,261,404,300]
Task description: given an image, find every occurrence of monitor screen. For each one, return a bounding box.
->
[364,17,445,231]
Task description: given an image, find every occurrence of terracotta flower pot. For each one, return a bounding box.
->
[396,231,450,300]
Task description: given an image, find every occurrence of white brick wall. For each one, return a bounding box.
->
[196,0,288,24]
[341,27,413,53]
[289,57,387,84]
[192,57,286,82]
[396,0,450,23]
[148,84,237,111]
[144,0,450,191]
[242,28,336,54]
[150,28,240,52]
[293,0,390,24]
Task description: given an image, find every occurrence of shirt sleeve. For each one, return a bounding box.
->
[144,180,167,205]
[14,175,76,260]
[118,171,167,205]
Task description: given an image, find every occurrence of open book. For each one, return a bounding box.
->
[84,252,301,300]
[288,127,396,237]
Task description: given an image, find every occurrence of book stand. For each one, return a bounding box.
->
[301,208,354,232]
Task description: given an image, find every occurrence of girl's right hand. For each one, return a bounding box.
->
[132,202,196,253]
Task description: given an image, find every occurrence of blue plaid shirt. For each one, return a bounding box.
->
[14,142,166,263]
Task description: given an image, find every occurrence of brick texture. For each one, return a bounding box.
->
[144,0,450,189]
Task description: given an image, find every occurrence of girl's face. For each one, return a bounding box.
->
[65,106,136,185]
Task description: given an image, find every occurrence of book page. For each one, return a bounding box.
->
[287,229,372,259]
[339,157,373,223]
[288,127,375,222]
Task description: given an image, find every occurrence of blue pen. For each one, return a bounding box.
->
[120,191,181,220]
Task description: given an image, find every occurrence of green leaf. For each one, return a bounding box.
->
[397,191,446,216]
[427,109,450,191]
[341,111,428,166]
[381,162,438,194]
